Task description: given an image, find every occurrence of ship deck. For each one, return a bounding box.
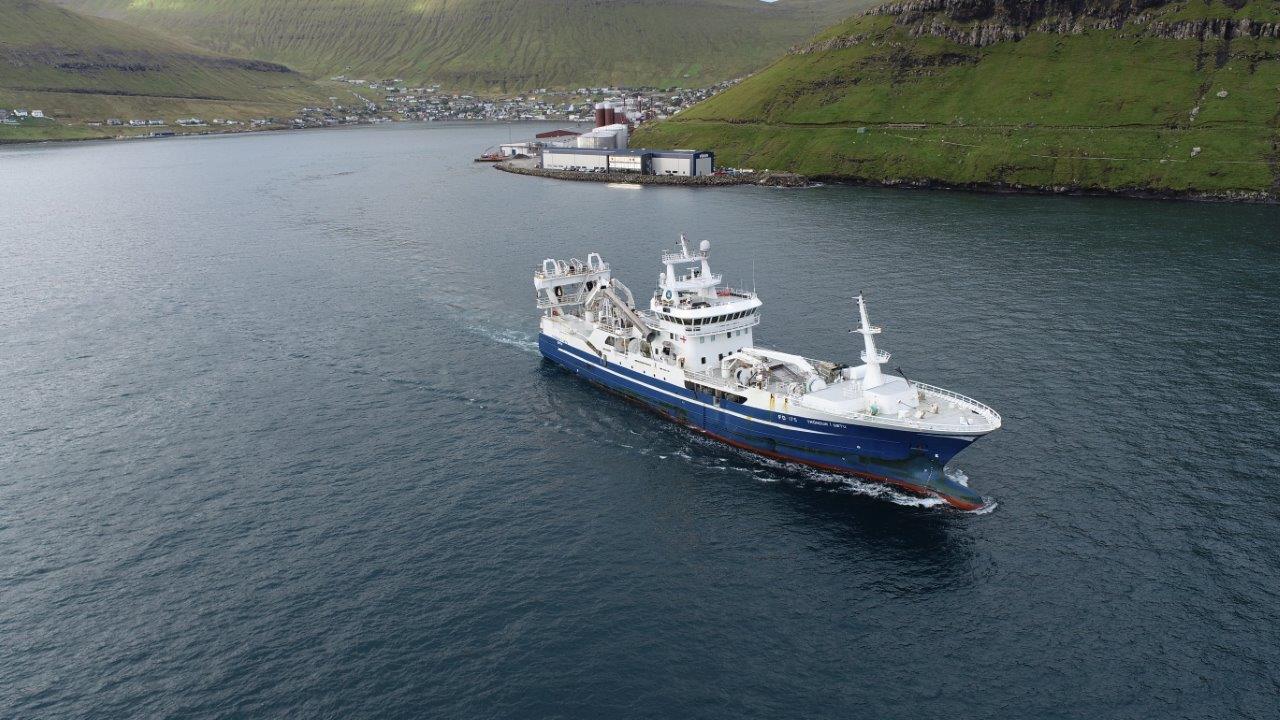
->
[683,364,1000,435]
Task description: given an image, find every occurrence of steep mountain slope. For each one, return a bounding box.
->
[1,0,322,139]
[633,0,1280,200]
[52,0,877,90]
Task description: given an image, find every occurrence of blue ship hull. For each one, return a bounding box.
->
[539,334,985,509]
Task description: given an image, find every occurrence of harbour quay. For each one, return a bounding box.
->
[494,160,809,187]
[542,147,714,177]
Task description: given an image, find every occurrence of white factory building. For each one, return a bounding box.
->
[541,147,715,176]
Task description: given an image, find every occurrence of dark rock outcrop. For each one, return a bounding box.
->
[789,0,1280,52]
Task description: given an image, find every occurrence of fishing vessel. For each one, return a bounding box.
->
[533,236,1001,509]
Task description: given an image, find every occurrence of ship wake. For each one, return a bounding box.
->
[467,324,540,355]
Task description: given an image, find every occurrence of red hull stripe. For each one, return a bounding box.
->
[670,413,981,511]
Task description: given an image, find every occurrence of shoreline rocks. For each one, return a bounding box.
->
[805,174,1277,204]
[497,161,1273,203]
[497,160,1273,203]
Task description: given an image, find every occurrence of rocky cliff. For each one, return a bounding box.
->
[792,0,1280,52]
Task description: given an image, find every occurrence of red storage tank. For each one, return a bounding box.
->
[604,108,616,125]
[594,105,607,127]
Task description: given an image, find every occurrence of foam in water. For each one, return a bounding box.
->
[967,500,999,515]
[467,324,540,354]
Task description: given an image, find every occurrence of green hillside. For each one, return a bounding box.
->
[1,0,323,141]
[52,0,876,90]
[633,0,1280,200]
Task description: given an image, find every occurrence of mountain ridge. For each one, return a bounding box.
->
[51,0,877,90]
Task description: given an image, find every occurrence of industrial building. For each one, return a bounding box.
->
[573,101,636,150]
[541,147,714,176]
[498,141,540,157]
[575,123,629,150]
[535,129,581,148]
[524,98,713,176]
[535,129,580,140]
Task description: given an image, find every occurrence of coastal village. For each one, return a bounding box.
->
[0,79,740,142]
[333,77,739,123]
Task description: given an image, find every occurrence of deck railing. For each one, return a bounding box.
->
[680,369,999,433]
[661,250,707,264]
[533,263,609,280]
[911,382,1002,424]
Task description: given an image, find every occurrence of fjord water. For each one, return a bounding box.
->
[3,123,1278,719]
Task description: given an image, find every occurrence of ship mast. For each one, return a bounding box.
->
[855,293,886,388]
[660,234,717,301]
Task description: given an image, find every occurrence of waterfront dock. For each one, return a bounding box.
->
[494,159,809,188]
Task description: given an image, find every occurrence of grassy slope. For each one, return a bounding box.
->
[633,1,1280,198]
[52,0,877,90]
[0,0,323,141]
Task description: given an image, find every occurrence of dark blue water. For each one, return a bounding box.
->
[3,124,1279,719]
